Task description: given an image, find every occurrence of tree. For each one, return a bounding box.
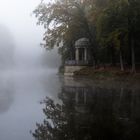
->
[34,0,140,71]
[96,0,140,72]
[127,0,140,72]
[32,86,140,140]
[33,0,99,65]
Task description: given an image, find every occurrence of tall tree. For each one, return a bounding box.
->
[127,0,140,72]
[33,0,99,65]
[34,0,140,71]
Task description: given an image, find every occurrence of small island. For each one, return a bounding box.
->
[33,0,140,81]
[63,37,140,82]
[64,38,92,76]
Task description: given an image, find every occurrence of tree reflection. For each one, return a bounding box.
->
[32,86,140,140]
[0,24,15,69]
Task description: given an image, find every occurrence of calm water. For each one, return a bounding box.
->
[0,69,140,140]
[0,68,60,140]
[32,77,140,140]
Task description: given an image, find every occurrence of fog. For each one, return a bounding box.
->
[0,0,60,70]
[0,1,61,140]
[0,25,15,69]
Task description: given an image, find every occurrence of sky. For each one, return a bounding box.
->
[0,0,60,69]
[0,0,43,48]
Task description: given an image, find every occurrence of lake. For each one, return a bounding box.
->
[0,68,60,140]
[0,69,140,140]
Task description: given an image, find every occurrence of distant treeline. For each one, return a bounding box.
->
[34,0,140,72]
[0,25,15,68]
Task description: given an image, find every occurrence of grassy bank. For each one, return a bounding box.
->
[74,67,140,82]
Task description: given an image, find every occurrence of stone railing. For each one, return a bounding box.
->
[65,60,92,66]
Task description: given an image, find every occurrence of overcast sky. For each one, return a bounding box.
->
[0,0,60,68]
[0,0,44,50]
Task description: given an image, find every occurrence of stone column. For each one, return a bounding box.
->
[84,91,87,104]
[75,48,79,61]
[84,48,87,61]
[75,92,79,104]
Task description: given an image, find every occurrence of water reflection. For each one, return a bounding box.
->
[0,75,14,114]
[0,24,15,69]
[32,78,140,140]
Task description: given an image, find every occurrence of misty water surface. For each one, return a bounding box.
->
[0,23,140,140]
[32,77,140,140]
[0,25,61,140]
[0,0,62,139]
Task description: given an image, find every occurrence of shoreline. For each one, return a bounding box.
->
[74,67,140,79]
[61,67,140,89]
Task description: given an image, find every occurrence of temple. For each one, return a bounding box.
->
[64,38,92,76]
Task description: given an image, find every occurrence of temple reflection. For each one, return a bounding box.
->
[0,77,14,114]
[32,78,140,140]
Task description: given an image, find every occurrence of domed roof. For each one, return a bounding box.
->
[75,38,90,48]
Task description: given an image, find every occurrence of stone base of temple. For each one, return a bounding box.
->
[64,65,86,76]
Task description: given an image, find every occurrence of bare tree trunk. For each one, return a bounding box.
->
[120,48,124,71]
[119,37,124,71]
[111,44,116,66]
[128,13,136,73]
[131,37,136,73]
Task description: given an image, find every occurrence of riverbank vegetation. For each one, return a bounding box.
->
[74,66,140,82]
[34,0,140,73]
